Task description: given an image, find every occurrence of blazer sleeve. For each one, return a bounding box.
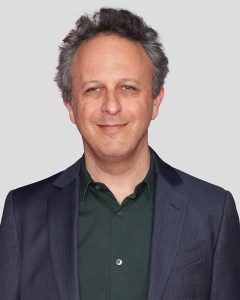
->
[210,191,240,299]
[0,191,20,299]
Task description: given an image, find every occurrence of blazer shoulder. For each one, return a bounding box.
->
[152,148,230,209]
[8,171,62,214]
[10,157,82,202]
[12,171,62,197]
[176,168,226,194]
[174,168,232,213]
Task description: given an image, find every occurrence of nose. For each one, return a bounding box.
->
[101,90,122,115]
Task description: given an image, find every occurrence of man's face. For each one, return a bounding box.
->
[65,34,163,161]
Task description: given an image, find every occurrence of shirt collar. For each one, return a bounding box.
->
[80,152,155,202]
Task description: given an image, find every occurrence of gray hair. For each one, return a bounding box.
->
[55,8,169,103]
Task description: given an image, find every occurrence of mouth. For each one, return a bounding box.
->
[97,123,128,133]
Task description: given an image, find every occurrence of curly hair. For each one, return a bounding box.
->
[54,8,169,103]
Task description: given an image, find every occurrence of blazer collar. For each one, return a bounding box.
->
[150,148,183,187]
[53,158,83,188]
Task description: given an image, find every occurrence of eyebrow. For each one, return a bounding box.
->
[119,78,141,85]
[80,80,101,88]
[80,78,142,88]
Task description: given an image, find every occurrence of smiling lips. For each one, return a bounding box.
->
[97,123,128,132]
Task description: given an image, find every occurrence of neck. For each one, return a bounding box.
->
[84,145,151,204]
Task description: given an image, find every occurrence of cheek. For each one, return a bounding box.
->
[75,101,88,118]
[126,100,152,121]
[130,109,152,132]
[74,102,97,128]
[140,101,154,121]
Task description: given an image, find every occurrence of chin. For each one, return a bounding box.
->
[89,142,136,162]
[83,132,147,162]
[97,148,131,162]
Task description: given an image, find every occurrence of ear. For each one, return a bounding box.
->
[63,99,76,124]
[151,87,164,120]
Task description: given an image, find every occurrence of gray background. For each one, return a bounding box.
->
[0,0,239,219]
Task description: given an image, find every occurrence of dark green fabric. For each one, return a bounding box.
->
[78,155,155,300]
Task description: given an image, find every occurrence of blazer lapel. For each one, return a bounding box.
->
[48,159,82,300]
[147,152,189,300]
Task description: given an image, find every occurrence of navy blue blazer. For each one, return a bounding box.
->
[1,150,240,299]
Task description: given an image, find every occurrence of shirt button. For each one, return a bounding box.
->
[95,185,101,191]
[116,259,123,266]
[116,211,123,217]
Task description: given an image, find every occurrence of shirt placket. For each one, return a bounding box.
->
[110,205,125,299]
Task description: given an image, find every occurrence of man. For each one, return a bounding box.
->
[0,7,239,300]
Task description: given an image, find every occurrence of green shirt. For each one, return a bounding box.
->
[78,156,155,300]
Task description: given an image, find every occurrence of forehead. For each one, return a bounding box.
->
[72,33,152,76]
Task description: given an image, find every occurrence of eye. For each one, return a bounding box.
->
[121,85,136,91]
[86,87,101,93]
